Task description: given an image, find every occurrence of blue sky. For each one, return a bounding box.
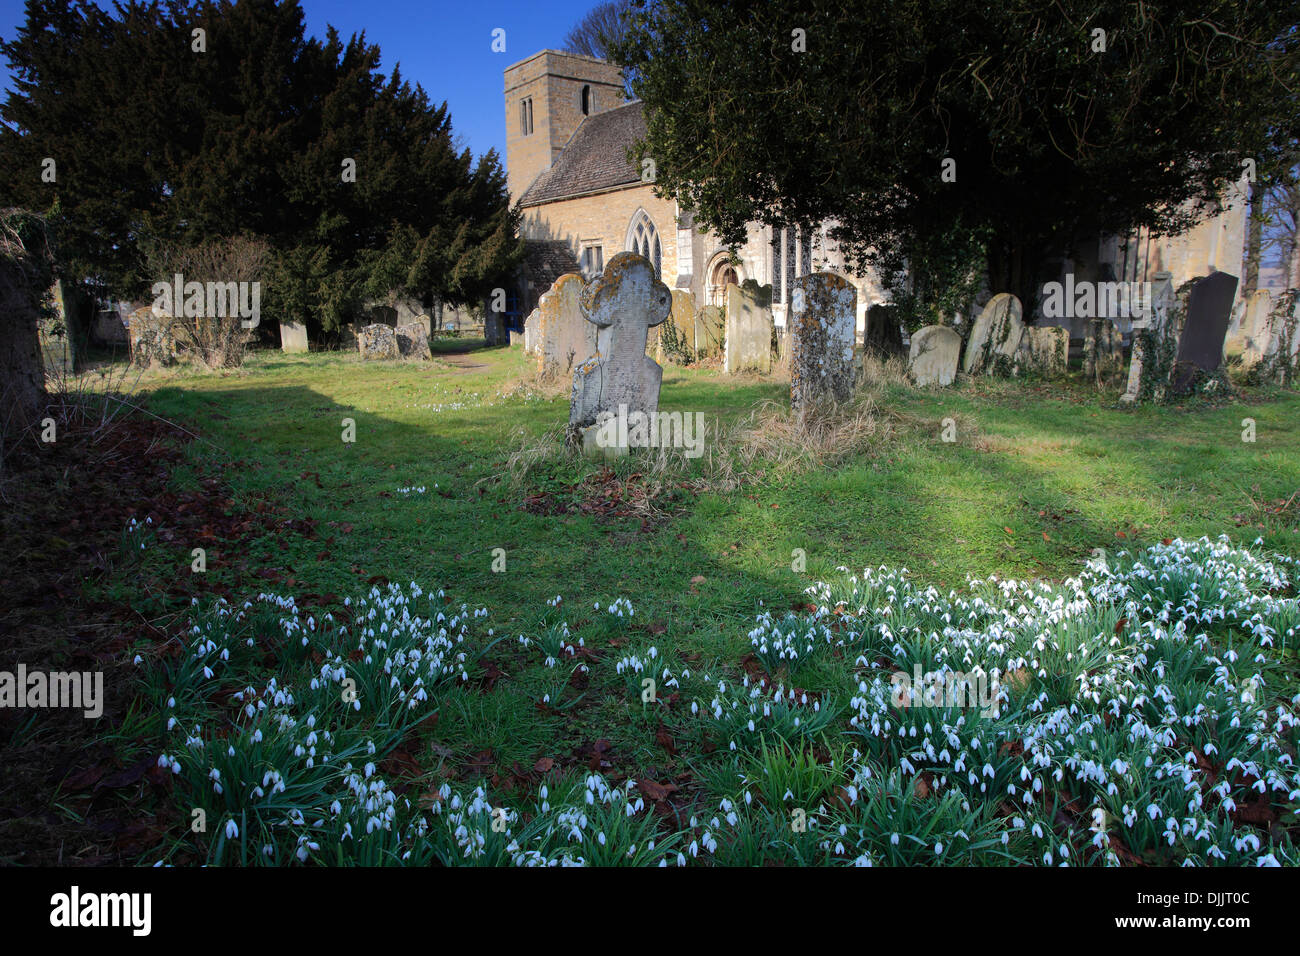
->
[0,0,594,162]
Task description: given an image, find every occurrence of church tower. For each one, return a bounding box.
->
[503,50,625,204]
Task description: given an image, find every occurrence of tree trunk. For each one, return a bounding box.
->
[0,258,48,437]
[1243,182,1262,294]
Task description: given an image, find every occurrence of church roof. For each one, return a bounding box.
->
[518,102,647,207]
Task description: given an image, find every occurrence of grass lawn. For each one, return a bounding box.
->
[71,343,1300,864]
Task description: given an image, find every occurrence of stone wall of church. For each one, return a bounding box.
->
[520,184,680,285]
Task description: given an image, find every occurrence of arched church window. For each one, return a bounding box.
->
[581,85,591,115]
[626,210,662,276]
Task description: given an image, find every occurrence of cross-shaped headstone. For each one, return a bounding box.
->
[569,252,671,443]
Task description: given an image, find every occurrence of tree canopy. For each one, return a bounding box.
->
[0,0,522,332]
[615,0,1300,314]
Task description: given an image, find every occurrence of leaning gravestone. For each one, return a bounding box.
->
[790,272,858,414]
[908,325,961,387]
[1018,325,1069,376]
[280,320,308,353]
[569,252,671,458]
[537,274,594,376]
[395,322,431,358]
[357,323,399,360]
[1169,271,1237,393]
[963,293,1025,375]
[694,305,724,358]
[724,281,773,374]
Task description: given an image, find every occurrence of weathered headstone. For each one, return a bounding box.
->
[128,306,178,368]
[569,252,671,457]
[1169,271,1237,393]
[790,271,857,414]
[694,305,724,358]
[484,310,508,347]
[537,274,595,376]
[1018,325,1069,376]
[1226,289,1271,360]
[1122,274,1193,403]
[656,290,696,365]
[864,304,906,356]
[908,325,961,387]
[523,309,540,355]
[357,322,399,360]
[963,293,1025,375]
[723,280,773,374]
[1083,318,1125,382]
[395,322,431,358]
[280,320,308,353]
[1249,289,1300,385]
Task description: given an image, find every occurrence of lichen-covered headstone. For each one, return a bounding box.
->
[694,305,724,358]
[569,252,671,457]
[723,280,773,374]
[128,306,178,368]
[790,271,857,414]
[963,293,1025,375]
[357,323,399,360]
[1018,325,1069,376]
[537,274,594,376]
[908,325,961,387]
[1083,318,1124,382]
[280,320,308,353]
[395,322,431,358]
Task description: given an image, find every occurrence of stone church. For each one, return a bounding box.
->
[504,48,1248,339]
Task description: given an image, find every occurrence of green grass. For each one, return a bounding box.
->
[106,343,1300,865]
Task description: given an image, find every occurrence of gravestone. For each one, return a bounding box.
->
[1122,273,1183,403]
[908,325,961,387]
[656,290,696,364]
[1250,289,1300,385]
[963,293,1025,375]
[523,309,540,355]
[280,320,308,353]
[723,281,773,374]
[128,306,178,368]
[1083,319,1124,382]
[864,304,906,356]
[1170,271,1237,393]
[337,322,358,352]
[694,305,724,358]
[569,252,671,457]
[537,274,594,376]
[395,322,431,358]
[91,306,130,347]
[484,310,508,347]
[1019,325,1069,376]
[790,271,857,414]
[1226,289,1271,360]
[357,323,399,360]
